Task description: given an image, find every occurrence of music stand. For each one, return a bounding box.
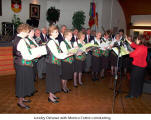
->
[112,45,126,113]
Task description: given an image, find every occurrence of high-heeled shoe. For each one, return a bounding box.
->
[48,97,59,103]
[23,99,31,103]
[79,82,83,85]
[62,89,68,93]
[74,85,78,88]
[17,103,30,109]
[66,88,71,92]
[125,95,134,99]
[54,97,60,100]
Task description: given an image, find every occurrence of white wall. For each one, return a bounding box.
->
[0,0,126,34]
[131,15,151,26]
[130,15,151,36]
[46,0,126,33]
[111,0,126,33]
[0,0,47,32]
[46,0,92,29]
[100,0,126,33]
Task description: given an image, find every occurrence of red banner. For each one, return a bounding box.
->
[11,0,22,13]
[143,31,151,41]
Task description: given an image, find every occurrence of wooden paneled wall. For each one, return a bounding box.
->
[0,47,15,76]
[118,0,151,34]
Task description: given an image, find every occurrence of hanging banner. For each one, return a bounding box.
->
[11,0,22,13]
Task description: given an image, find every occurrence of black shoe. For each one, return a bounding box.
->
[74,85,78,88]
[92,78,96,81]
[48,97,59,103]
[79,83,83,86]
[17,103,30,109]
[101,76,104,79]
[34,90,38,93]
[23,99,31,103]
[67,89,71,92]
[125,95,134,99]
[54,97,60,100]
[62,89,68,93]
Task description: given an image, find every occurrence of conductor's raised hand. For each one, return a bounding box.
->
[125,35,132,44]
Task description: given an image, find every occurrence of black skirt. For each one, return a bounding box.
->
[92,56,101,72]
[109,51,117,67]
[46,63,61,94]
[100,55,109,69]
[15,64,35,98]
[61,61,74,80]
[129,65,145,97]
[74,59,85,72]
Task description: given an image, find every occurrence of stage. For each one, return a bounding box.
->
[0,44,15,76]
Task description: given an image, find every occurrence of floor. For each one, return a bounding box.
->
[0,72,151,114]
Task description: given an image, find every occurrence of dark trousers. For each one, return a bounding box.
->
[129,65,145,97]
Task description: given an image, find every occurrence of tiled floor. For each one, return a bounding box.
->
[0,72,151,113]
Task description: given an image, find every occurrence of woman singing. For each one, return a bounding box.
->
[73,32,86,87]
[125,36,148,98]
[45,25,72,103]
[60,30,74,93]
[91,32,102,81]
[13,24,40,109]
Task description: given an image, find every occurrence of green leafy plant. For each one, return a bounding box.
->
[46,7,60,25]
[12,14,22,31]
[72,11,86,31]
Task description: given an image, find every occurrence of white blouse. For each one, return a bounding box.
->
[91,37,101,46]
[17,34,37,60]
[73,40,85,48]
[60,39,73,53]
[47,36,68,59]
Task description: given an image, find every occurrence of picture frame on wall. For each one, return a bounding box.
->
[29,4,40,19]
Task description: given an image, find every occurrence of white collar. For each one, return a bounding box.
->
[17,33,26,38]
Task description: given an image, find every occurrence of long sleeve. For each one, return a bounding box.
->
[129,45,148,67]
[60,41,68,53]
[90,40,95,44]
[47,40,68,59]
[73,41,78,48]
[130,42,139,49]
[17,39,37,60]
[130,48,140,57]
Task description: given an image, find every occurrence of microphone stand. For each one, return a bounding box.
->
[112,45,125,113]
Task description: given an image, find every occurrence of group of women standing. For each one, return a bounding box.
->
[13,23,148,109]
[13,24,89,109]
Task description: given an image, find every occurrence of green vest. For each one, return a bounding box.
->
[92,40,101,57]
[27,37,38,47]
[75,42,86,61]
[100,38,110,57]
[100,49,109,57]
[21,40,33,67]
[62,40,74,64]
[51,41,61,65]
[27,37,38,62]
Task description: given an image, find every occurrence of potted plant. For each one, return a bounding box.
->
[12,14,22,32]
[72,11,86,31]
[46,7,60,26]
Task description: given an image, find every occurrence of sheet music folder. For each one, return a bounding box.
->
[112,46,129,57]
